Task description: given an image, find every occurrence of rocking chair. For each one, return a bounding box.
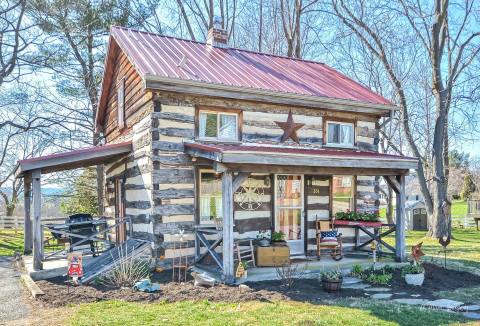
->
[316,218,343,261]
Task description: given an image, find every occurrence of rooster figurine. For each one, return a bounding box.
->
[411,242,425,265]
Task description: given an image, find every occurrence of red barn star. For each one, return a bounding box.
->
[274,110,305,144]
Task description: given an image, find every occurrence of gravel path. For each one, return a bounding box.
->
[0,256,30,325]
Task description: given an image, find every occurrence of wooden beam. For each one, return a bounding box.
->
[23,173,32,255]
[395,174,406,262]
[213,162,228,173]
[224,163,409,176]
[221,171,235,284]
[232,172,250,192]
[32,169,43,271]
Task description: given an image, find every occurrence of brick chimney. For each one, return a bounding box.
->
[207,16,228,48]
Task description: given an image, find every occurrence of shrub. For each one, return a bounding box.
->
[100,245,150,288]
[275,263,306,289]
[350,264,363,277]
[366,272,392,285]
[402,264,425,276]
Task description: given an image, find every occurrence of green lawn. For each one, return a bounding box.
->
[66,299,473,326]
[385,227,480,270]
[380,200,468,220]
[0,228,23,256]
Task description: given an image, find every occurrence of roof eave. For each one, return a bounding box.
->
[145,75,398,116]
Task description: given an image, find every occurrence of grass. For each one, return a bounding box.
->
[0,228,23,256]
[435,286,480,303]
[64,299,474,326]
[385,228,480,270]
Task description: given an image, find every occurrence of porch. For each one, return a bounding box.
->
[185,142,418,284]
[14,141,133,272]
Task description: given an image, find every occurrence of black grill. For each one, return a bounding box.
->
[67,214,97,254]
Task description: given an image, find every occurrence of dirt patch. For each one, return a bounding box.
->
[33,263,480,307]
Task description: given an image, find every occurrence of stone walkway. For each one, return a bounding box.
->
[0,256,30,325]
[343,276,480,320]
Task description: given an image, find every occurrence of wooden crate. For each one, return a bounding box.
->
[256,246,290,266]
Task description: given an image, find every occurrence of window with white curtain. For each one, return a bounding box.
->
[326,121,354,146]
[198,110,238,141]
[199,171,222,224]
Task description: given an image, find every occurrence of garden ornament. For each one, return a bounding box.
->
[439,236,451,268]
[411,242,425,265]
[133,279,161,293]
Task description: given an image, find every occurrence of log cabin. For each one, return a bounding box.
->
[16,23,417,283]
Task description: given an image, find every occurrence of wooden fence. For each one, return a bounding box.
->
[0,216,66,229]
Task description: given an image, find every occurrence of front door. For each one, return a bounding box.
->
[275,175,304,256]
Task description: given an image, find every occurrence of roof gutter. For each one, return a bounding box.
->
[144,74,398,116]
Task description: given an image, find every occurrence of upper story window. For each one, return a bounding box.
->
[117,77,126,129]
[326,121,354,147]
[198,109,239,141]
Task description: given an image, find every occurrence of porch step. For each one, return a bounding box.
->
[82,239,150,283]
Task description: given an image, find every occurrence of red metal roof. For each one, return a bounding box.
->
[15,141,132,177]
[184,142,417,161]
[109,26,393,106]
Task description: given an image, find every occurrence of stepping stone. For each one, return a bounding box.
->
[393,298,430,305]
[343,277,362,285]
[460,305,480,312]
[463,312,480,320]
[365,287,391,292]
[342,283,370,290]
[410,294,421,297]
[424,299,464,310]
[394,292,407,295]
[371,293,393,300]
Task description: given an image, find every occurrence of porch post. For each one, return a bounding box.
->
[23,172,33,255]
[32,169,43,270]
[395,174,406,262]
[222,170,235,284]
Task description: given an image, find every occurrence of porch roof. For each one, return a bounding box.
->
[184,142,418,174]
[14,141,132,178]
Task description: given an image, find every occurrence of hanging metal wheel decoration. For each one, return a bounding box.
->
[236,179,265,211]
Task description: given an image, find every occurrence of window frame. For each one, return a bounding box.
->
[330,175,357,215]
[117,77,126,130]
[195,106,242,142]
[324,120,356,148]
[197,169,223,225]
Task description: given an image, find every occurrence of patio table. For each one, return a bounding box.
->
[334,220,396,255]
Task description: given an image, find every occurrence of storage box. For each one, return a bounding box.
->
[256,246,290,266]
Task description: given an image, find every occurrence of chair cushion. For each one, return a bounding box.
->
[319,241,339,246]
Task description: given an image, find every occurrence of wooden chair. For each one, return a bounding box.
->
[233,238,256,268]
[316,218,343,261]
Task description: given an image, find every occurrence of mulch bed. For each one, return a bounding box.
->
[33,263,480,307]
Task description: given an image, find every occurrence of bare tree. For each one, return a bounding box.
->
[331,0,480,238]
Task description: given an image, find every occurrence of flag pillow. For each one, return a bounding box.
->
[320,230,338,242]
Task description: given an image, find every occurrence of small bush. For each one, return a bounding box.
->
[366,272,392,285]
[351,264,363,277]
[275,263,306,289]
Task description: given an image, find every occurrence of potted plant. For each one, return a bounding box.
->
[257,230,271,247]
[402,242,425,286]
[402,264,425,286]
[320,270,343,293]
[335,210,380,222]
[271,231,286,246]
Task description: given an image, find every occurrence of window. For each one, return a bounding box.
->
[199,171,222,224]
[117,78,125,129]
[326,121,354,146]
[332,175,354,214]
[198,110,238,141]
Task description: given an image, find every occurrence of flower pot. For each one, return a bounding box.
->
[321,278,343,293]
[404,273,424,286]
[258,239,270,247]
[271,240,287,247]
